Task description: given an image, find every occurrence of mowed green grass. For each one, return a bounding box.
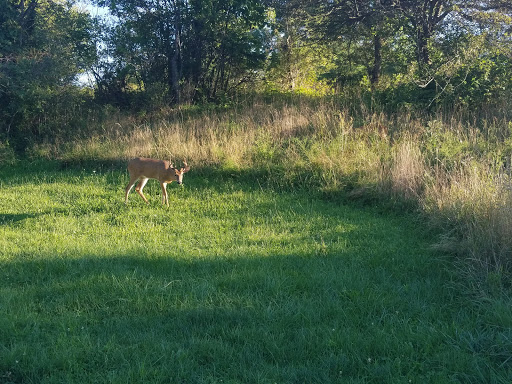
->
[0,163,511,383]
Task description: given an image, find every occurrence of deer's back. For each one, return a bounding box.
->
[128,157,170,179]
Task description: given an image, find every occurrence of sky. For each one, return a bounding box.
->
[76,0,111,18]
[74,1,111,87]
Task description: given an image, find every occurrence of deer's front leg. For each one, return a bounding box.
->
[160,182,169,206]
[125,177,138,204]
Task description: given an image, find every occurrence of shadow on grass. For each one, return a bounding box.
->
[0,252,432,383]
[0,213,41,226]
[2,245,511,382]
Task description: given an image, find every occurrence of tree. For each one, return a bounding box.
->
[94,0,268,103]
[393,0,512,66]
[433,1,512,107]
[286,0,403,87]
[393,0,455,67]
[183,0,267,99]
[0,0,97,153]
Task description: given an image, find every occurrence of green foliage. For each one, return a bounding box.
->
[443,54,512,108]
[0,0,97,154]
[0,141,16,165]
[93,0,268,103]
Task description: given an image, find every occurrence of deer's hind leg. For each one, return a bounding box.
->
[135,178,150,204]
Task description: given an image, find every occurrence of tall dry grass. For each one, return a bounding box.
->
[35,98,512,280]
[426,164,512,278]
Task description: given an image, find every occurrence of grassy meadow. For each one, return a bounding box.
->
[1,97,512,382]
[33,96,512,279]
[1,163,510,383]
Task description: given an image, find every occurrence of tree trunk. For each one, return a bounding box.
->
[170,1,182,104]
[370,33,382,85]
[170,53,180,104]
[417,23,431,67]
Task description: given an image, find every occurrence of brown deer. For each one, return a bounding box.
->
[125,157,190,206]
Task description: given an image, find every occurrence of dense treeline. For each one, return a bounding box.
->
[1,0,512,153]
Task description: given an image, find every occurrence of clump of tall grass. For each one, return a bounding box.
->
[31,96,512,284]
[426,163,512,281]
[390,137,426,200]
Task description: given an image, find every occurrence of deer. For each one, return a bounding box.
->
[125,157,190,206]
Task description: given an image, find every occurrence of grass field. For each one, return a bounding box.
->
[29,98,512,278]
[1,162,511,383]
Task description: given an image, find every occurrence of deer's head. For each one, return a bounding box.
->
[171,159,191,185]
